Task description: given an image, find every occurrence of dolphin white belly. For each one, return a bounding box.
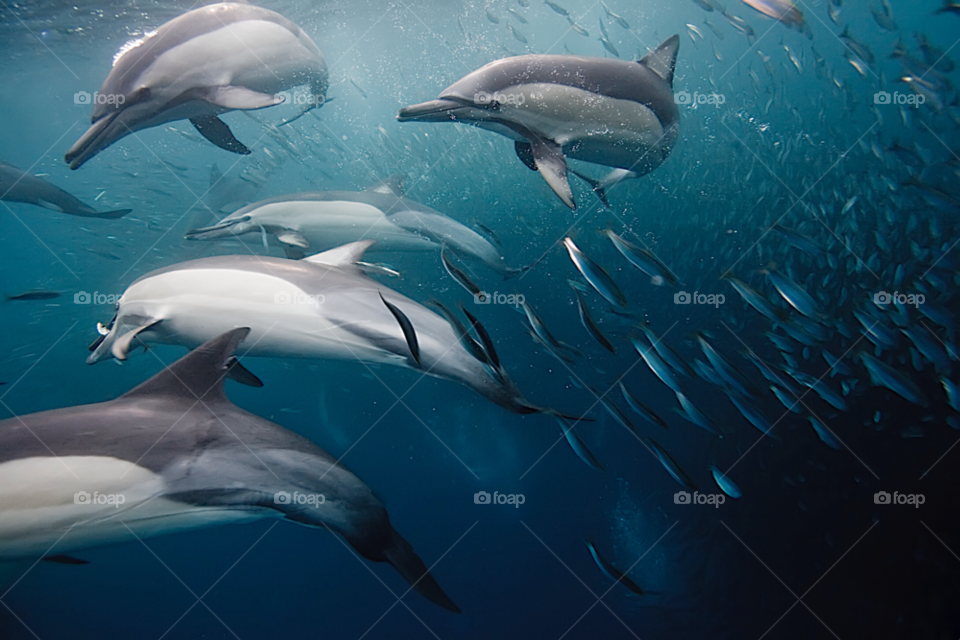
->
[0,456,258,559]
[258,200,438,251]
[120,268,401,364]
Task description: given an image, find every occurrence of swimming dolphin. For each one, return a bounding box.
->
[0,328,459,612]
[65,3,328,169]
[86,241,552,415]
[0,160,130,218]
[185,176,517,273]
[396,35,680,209]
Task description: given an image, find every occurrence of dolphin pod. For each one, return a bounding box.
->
[2,0,692,619]
[0,328,459,612]
[86,240,557,415]
[184,176,520,273]
[65,3,328,169]
[397,36,680,208]
[0,160,130,218]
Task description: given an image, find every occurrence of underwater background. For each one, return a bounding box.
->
[1,0,959,637]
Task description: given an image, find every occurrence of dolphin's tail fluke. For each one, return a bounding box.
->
[569,169,610,208]
[381,528,461,613]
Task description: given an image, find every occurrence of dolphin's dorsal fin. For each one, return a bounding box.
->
[120,328,250,403]
[303,239,376,266]
[366,175,406,196]
[639,35,679,87]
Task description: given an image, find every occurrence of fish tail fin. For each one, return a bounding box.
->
[381,528,461,613]
[533,406,594,422]
[503,250,550,280]
[568,168,610,207]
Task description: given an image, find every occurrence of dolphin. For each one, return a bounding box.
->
[65,3,328,169]
[184,176,519,274]
[86,240,553,415]
[0,328,459,612]
[0,160,130,218]
[396,35,680,209]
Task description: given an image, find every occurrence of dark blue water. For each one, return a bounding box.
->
[1,0,959,638]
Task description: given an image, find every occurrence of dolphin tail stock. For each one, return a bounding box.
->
[568,168,611,208]
[378,527,461,613]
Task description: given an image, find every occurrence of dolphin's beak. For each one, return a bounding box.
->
[86,329,116,364]
[396,99,463,122]
[184,218,242,241]
[65,112,119,170]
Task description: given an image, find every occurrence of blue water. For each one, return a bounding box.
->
[1,0,959,637]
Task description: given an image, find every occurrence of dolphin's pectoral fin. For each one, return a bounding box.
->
[111,319,161,361]
[378,528,461,613]
[42,555,89,565]
[379,291,421,366]
[514,141,538,171]
[204,85,283,110]
[303,239,376,267]
[277,230,309,249]
[529,137,575,209]
[224,356,263,387]
[189,116,251,155]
